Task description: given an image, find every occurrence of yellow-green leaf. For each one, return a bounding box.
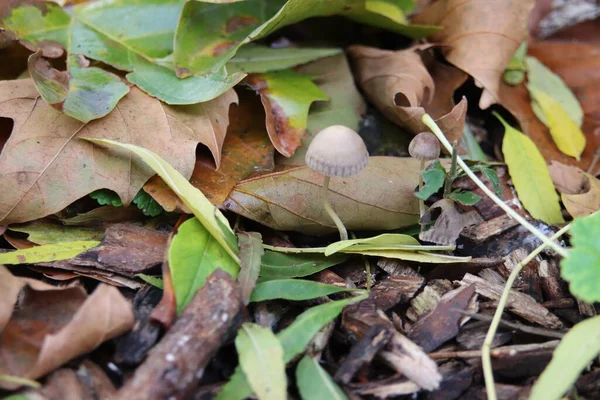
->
[495,113,564,225]
[0,241,100,264]
[84,138,239,262]
[324,233,424,256]
[529,89,586,160]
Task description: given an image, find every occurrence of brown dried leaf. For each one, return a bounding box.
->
[549,163,600,218]
[419,199,483,245]
[0,265,133,388]
[223,157,423,235]
[0,79,237,224]
[548,161,587,194]
[413,0,535,108]
[144,90,274,210]
[348,45,467,144]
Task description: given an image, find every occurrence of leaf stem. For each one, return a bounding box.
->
[421,114,568,258]
[481,223,571,400]
[322,176,348,241]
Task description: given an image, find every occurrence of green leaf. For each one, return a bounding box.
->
[324,233,420,256]
[3,1,244,107]
[8,220,103,245]
[245,69,328,157]
[237,232,264,305]
[260,251,349,280]
[561,212,600,302]
[296,355,348,400]
[495,113,564,225]
[0,241,100,264]
[90,189,123,207]
[235,323,287,400]
[449,190,481,206]
[481,167,502,197]
[414,167,446,201]
[343,249,471,263]
[174,0,439,76]
[529,315,600,400]
[462,124,487,162]
[217,293,368,400]
[133,190,164,217]
[250,279,352,302]
[526,56,583,127]
[136,273,164,289]
[84,138,240,262]
[528,88,586,160]
[228,45,342,73]
[170,218,239,314]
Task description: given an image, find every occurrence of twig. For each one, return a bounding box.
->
[458,310,565,339]
[480,224,571,400]
[421,114,568,258]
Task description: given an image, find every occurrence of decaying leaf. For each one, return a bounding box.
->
[549,163,600,218]
[0,241,99,264]
[224,157,422,234]
[237,231,264,305]
[0,265,133,389]
[419,199,483,245]
[0,79,236,225]
[8,220,103,245]
[348,45,467,144]
[413,0,535,108]
[245,69,328,157]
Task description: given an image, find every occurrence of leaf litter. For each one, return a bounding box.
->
[0,0,599,399]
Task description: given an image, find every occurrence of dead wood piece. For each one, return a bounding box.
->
[540,298,575,309]
[575,368,600,398]
[460,273,563,329]
[429,340,559,361]
[312,269,348,287]
[351,380,421,397]
[503,249,544,301]
[408,285,475,352]
[406,279,453,322]
[306,321,335,357]
[377,258,423,277]
[424,361,473,400]
[379,332,441,391]
[115,285,163,364]
[577,299,597,317]
[425,258,502,281]
[71,223,168,276]
[458,311,565,340]
[113,270,243,400]
[539,259,568,300]
[456,320,512,350]
[462,384,530,400]
[478,268,506,285]
[461,214,519,243]
[342,299,391,340]
[36,261,143,289]
[370,275,424,311]
[334,324,394,384]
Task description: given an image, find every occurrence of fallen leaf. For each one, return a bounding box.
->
[59,206,144,227]
[561,174,600,218]
[224,157,422,235]
[496,113,564,225]
[144,90,274,210]
[324,234,421,256]
[528,88,586,160]
[0,241,100,264]
[348,45,467,144]
[0,79,236,224]
[227,44,342,74]
[250,279,353,302]
[8,220,103,245]
[259,251,349,280]
[419,199,483,245]
[296,355,347,400]
[237,231,264,305]
[245,69,328,157]
[174,0,439,77]
[548,161,587,194]
[0,265,133,389]
[285,53,366,165]
[525,56,583,127]
[413,0,535,108]
[2,1,245,105]
[235,323,287,400]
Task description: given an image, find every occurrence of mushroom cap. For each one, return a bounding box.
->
[408,132,440,161]
[305,125,369,177]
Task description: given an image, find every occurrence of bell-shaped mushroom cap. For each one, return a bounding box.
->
[408,132,440,161]
[305,125,369,177]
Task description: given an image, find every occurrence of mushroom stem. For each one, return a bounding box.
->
[418,159,426,218]
[321,175,348,241]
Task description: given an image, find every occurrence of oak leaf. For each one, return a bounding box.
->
[0,79,237,224]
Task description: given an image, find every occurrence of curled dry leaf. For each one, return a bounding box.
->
[0,265,134,389]
[413,0,535,108]
[549,162,600,218]
[419,199,483,245]
[224,157,422,235]
[348,45,467,144]
[0,79,237,224]
[144,90,275,211]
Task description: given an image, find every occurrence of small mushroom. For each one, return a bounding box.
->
[305,125,369,241]
[409,132,441,218]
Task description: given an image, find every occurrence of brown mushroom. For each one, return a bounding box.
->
[305,125,369,241]
[409,132,441,218]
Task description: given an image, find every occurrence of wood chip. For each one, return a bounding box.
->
[461,214,519,243]
[406,279,453,322]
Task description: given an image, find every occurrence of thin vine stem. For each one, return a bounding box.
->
[481,224,571,400]
[421,114,568,258]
